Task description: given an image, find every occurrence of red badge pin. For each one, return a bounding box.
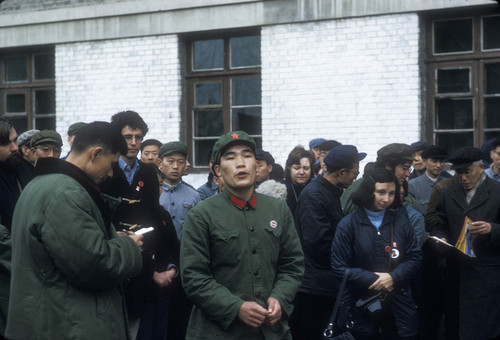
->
[270,220,277,229]
[385,246,391,253]
[138,181,144,188]
[392,242,397,248]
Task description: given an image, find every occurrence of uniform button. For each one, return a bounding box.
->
[172,216,176,219]
[254,271,258,276]
[249,226,254,232]
[171,202,175,206]
[252,248,257,254]
[255,293,261,298]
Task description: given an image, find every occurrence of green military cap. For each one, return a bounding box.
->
[377,143,414,161]
[212,131,256,165]
[30,130,63,147]
[67,122,88,137]
[158,141,188,159]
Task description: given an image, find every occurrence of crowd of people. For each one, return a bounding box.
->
[0,112,499,340]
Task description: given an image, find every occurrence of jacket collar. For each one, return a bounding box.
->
[317,175,343,196]
[222,188,257,210]
[451,174,491,212]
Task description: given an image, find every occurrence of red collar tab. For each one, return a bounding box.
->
[230,193,257,209]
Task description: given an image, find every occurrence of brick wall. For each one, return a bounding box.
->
[261,13,421,167]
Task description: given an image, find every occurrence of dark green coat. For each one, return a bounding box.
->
[180,189,304,339]
[6,158,142,340]
[0,224,10,336]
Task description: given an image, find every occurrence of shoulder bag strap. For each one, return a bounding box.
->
[323,268,350,338]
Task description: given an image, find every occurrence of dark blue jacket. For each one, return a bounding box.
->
[296,176,343,296]
[331,207,422,337]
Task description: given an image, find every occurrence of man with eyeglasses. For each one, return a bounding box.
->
[100,111,179,340]
[341,143,420,214]
[292,145,366,340]
[431,146,500,340]
[30,130,63,165]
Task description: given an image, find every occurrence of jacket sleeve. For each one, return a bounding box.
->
[430,188,451,240]
[40,189,143,291]
[331,215,378,290]
[269,203,304,318]
[180,208,245,330]
[405,204,427,247]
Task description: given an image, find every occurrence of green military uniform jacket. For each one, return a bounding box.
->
[180,189,304,339]
[0,224,10,337]
[6,158,143,340]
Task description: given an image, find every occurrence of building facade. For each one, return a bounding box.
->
[1,0,499,186]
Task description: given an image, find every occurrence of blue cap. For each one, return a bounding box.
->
[324,145,367,168]
[256,149,275,165]
[309,138,326,149]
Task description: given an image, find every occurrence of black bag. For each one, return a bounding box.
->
[323,270,356,340]
[355,292,386,314]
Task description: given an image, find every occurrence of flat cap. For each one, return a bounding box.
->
[410,141,429,153]
[309,138,326,149]
[377,143,414,161]
[67,122,88,137]
[158,141,188,159]
[256,149,275,165]
[319,140,342,152]
[30,130,62,147]
[212,131,256,165]
[17,129,39,147]
[324,145,367,168]
[421,145,447,160]
[449,147,482,170]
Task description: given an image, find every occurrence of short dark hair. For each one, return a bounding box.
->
[140,139,162,152]
[110,110,149,135]
[0,118,14,145]
[375,154,410,171]
[285,145,314,181]
[352,168,402,209]
[71,121,127,155]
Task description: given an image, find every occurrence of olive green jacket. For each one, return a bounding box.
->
[6,159,142,340]
[180,189,304,339]
[0,224,10,337]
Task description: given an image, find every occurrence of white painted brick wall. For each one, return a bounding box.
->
[261,13,421,169]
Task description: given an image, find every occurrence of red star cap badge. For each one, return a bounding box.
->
[231,132,240,140]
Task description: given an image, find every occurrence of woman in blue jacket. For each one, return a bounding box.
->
[331,168,422,339]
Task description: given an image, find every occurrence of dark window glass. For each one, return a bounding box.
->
[485,131,500,142]
[485,98,500,128]
[485,63,500,94]
[34,53,55,80]
[195,82,222,105]
[8,117,28,134]
[436,132,473,156]
[193,39,223,70]
[194,109,224,137]
[232,77,261,106]
[6,93,26,113]
[483,16,500,50]
[437,68,470,93]
[232,107,261,135]
[434,19,473,53]
[35,89,55,115]
[230,36,261,68]
[35,116,56,130]
[435,98,473,129]
[4,55,28,82]
[194,139,217,167]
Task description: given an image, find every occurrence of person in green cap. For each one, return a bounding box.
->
[30,129,63,165]
[180,130,304,339]
[62,121,87,160]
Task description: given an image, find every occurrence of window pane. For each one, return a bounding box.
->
[435,98,473,129]
[6,93,26,114]
[436,132,473,156]
[35,116,55,130]
[485,131,500,142]
[485,63,500,94]
[34,53,55,80]
[230,36,261,68]
[253,137,262,150]
[483,16,500,50]
[194,109,224,137]
[194,139,217,167]
[4,55,28,82]
[434,19,473,53]
[437,69,470,93]
[232,77,261,106]
[8,117,28,134]
[485,98,500,128]
[232,107,261,135]
[193,39,223,70]
[35,89,55,115]
[195,82,222,105]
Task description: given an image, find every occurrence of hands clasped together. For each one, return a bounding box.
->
[238,297,282,328]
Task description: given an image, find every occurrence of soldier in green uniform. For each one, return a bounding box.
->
[180,131,304,339]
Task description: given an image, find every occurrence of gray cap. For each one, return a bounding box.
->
[18,129,40,147]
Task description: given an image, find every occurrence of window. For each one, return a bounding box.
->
[185,31,261,169]
[426,13,500,155]
[0,47,56,133]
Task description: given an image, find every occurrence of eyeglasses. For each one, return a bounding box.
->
[123,134,144,143]
[35,146,62,155]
